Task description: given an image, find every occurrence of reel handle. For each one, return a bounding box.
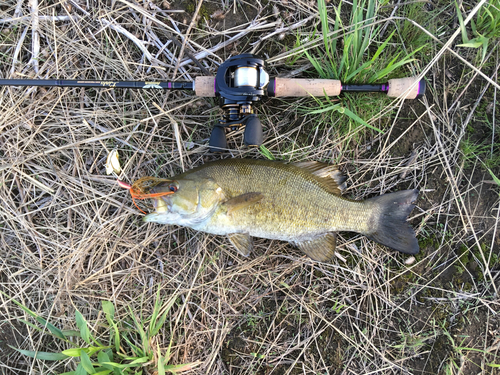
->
[268,78,341,97]
[386,77,425,99]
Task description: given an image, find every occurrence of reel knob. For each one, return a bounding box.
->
[243,115,263,147]
[209,126,228,152]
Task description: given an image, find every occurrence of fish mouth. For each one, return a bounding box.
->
[151,197,170,213]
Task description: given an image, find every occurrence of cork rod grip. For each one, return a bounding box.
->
[387,77,422,99]
[194,76,215,97]
[271,78,342,97]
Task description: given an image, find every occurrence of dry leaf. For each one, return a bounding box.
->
[106,149,122,175]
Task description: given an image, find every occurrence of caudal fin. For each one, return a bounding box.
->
[365,189,419,254]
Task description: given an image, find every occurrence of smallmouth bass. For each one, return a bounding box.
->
[135,159,419,261]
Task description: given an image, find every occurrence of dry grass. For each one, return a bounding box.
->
[0,0,499,374]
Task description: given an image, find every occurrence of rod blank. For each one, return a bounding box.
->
[0,79,193,90]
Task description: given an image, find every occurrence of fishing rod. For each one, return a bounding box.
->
[0,54,425,151]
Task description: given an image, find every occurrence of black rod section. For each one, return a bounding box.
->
[341,83,388,93]
[0,79,194,90]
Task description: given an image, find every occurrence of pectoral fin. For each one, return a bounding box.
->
[294,233,337,262]
[228,233,253,257]
[223,192,264,215]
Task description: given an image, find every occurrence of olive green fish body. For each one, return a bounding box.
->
[144,159,419,260]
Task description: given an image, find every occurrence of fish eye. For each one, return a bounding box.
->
[169,184,178,192]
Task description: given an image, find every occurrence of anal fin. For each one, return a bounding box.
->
[228,233,253,257]
[294,233,337,262]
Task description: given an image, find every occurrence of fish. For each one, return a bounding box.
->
[133,158,419,261]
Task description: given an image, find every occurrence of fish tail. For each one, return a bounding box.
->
[365,189,419,254]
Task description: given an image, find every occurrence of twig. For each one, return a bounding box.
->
[281,63,314,78]
[179,21,274,68]
[28,0,40,74]
[9,26,29,77]
[0,15,79,25]
[117,0,210,68]
[153,103,185,172]
[68,0,90,16]
[453,60,500,157]
[492,50,498,159]
[172,0,204,79]
[251,14,315,44]
[14,0,23,18]
[99,18,154,62]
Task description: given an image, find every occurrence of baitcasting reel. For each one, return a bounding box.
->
[207,54,269,151]
[0,53,426,152]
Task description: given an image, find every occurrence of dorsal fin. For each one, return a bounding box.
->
[292,161,346,195]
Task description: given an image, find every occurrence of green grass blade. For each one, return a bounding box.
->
[128,306,149,354]
[342,107,383,133]
[62,330,82,337]
[164,361,202,373]
[102,357,148,369]
[9,345,69,361]
[98,350,113,371]
[111,322,121,353]
[93,370,113,375]
[455,1,469,44]
[487,168,500,187]
[157,343,165,375]
[305,50,326,78]
[81,350,96,374]
[318,0,331,57]
[62,348,86,357]
[75,310,91,345]
[344,59,373,83]
[0,291,68,341]
[458,37,487,48]
[370,45,424,82]
[358,2,375,66]
[18,318,43,333]
[75,363,87,375]
[150,294,177,337]
[148,288,162,337]
[304,103,342,115]
[34,316,67,340]
[102,301,115,325]
[259,145,275,160]
[331,1,342,54]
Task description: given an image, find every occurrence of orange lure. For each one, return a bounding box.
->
[118,177,175,214]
